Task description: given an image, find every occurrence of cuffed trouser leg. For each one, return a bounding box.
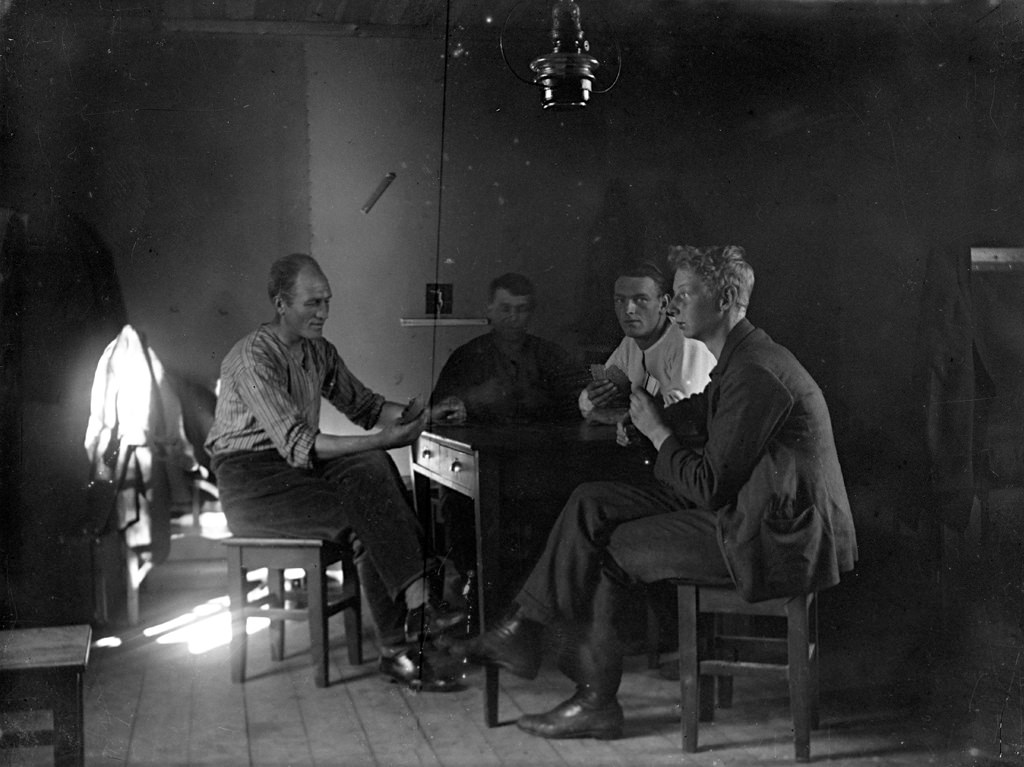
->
[317,451,433,600]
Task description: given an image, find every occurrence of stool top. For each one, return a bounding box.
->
[0,625,92,671]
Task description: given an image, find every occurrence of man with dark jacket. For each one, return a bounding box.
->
[450,245,858,739]
[430,272,581,424]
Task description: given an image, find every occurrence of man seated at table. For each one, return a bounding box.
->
[580,259,716,424]
[428,273,585,602]
[430,272,582,425]
[448,245,858,739]
[206,253,465,692]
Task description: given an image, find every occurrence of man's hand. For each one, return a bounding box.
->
[629,386,672,451]
[585,379,623,409]
[379,409,428,448]
[615,413,640,447]
[430,396,467,425]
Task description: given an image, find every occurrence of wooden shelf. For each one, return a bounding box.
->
[971,247,1024,272]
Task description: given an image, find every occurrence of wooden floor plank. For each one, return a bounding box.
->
[243,630,317,767]
[295,670,377,765]
[82,639,146,765]
[344,667,444,766]
[124,641,196,764]
[188,641,250,765]
[441,665,567,767]
[295,622,380,766]
[399,670,504,766]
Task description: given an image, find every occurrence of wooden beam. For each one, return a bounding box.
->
[159,18,441,38]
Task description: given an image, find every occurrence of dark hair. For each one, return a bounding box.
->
[489,272,535,302]
[667,245,754,309]
[616,260,670,296]
[268,253,323,304]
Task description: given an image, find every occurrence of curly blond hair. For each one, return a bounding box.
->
[666,245,754,310]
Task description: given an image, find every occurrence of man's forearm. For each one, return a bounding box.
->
[313,431,387,460]
[647,424,673,452]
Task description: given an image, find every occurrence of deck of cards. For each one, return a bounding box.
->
[590,364,631,394]
[398,395,425,424]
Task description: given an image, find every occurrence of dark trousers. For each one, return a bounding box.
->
[516,480,733,696]
[212,449,436,646]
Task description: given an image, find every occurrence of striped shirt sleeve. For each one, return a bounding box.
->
[319,342,385,431]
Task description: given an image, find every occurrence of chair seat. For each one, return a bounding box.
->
[673,582,819,762]
[223,536,363,688]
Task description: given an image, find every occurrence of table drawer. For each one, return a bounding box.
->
[436,444,476,493]
[413,438,441,474]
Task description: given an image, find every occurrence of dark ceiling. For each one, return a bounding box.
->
[16,0,1012,33]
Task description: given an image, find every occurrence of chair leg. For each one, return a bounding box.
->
[341,554,363,666]
[645,594,661,670]
[677,585,699,753]
[809,594,820,730]
[716,614,743,709]
[308,556,330,688]
[485,666,500,728]
[787,594,812,762]
[125,545,141,628]
[226,548,248,684]
[698,612,715,723]
[268,568,286,662]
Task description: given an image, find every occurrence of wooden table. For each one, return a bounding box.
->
[410,421,655,725]
[0,624,92,766]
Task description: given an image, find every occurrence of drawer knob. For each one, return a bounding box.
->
[450,461,462,473]
[421,449,433,460]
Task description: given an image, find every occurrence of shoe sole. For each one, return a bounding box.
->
[517,723,622,740]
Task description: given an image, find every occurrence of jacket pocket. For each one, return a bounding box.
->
[760,504,824,593]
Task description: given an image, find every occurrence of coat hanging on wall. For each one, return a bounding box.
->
[83,324,199,563]
[918,244,1024,532]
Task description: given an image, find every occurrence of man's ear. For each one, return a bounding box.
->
[659,294,670,312]
[719,285,737,312]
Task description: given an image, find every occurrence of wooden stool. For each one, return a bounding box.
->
[0,624,92,767]
[675,583,819,761]
[223,537,363,688]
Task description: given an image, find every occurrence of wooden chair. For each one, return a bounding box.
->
[223,537,363,688]
[674,583,819,762]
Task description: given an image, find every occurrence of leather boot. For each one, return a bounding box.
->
[379,644,463,693]
[445,610,543,679]
[519,574,627,738]
[516,686,624,740]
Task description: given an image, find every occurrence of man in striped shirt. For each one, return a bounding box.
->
[206,253,465,692]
